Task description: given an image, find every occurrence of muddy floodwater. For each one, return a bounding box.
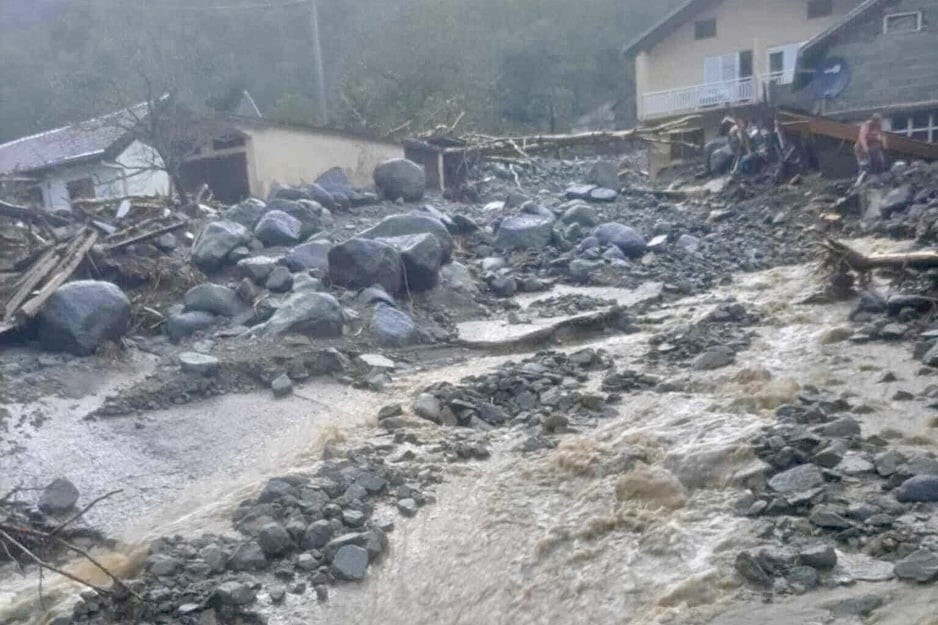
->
[2,263,937,625]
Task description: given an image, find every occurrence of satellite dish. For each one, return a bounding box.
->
[811,57,850,99]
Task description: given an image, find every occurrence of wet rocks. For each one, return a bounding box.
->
[192,220,251,271]
[377,233,444,291]
[38,477,79,514]
[895,475,938,502]
[265,266,294,293]
[179,352,220,377]
[237,256,279,283]
[593,222,645,258]
[768,464,825,494]
[252,291,343,337]
[561,203,600,228]
[893,549,938,582]
[165,311,216,342]
[360,213,453,262]
[229,541,266,570]
[266,199,332,239]
[414,393,442,422]
[691,345,735,370]
[254,209,302,246]
[369,304,418,347]
[271,373,293,397]
[798,544,837,570]
[258,522,293,558]
[284,240,332,274]
[587,161,620,190]
[184,283,245,318]
[223,198,267,230]
[37,281,130,356]
[374,158,426,202]
[328,238,402,293]
[495,213,555,250]
[213,580,256,606]
[331,545,369,581]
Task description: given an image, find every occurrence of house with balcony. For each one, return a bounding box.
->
[624,0,866,167]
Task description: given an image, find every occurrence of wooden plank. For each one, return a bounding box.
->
[3,246,61,322]
[17,231,99,321]
[102,220,186,252]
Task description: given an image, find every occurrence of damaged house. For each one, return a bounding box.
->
[0,93,402,210]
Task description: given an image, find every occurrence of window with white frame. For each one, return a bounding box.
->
[766,43,802,85]
[884,12,923,34]
[888,110,938,143]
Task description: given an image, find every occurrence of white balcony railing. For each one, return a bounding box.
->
[641,76,758,120]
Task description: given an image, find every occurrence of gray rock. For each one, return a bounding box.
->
[283,240,332,274]
[166,311,216,342]
[229,542,266,570]
[146,554,179,576]
[258,522,293,558]
[816,417,861,438]
[565,184,596,200]
[213,581,256,606]
[676,234,700,252]
[374,159,426,202]
[588,187,618,203]
[39,478,79,513]
[397,498,418,517]
[154,233,177,252]
[734,552,772,587]
[329,238,402,293]
[303,519,334,550]
[414,393,441,422]
[768,464,824,494]
[646,234,668,251]
[370,304,417,347]
[495,213,555,250]
[377,233,443,291]
[37,281,130,356]
[254,210,302,247]
[237,256,280,283]
[593,222,646,258]
[893,549,938,582]
[359,285,395,307]
[179,352,220,376]
[810,505,852,529]
[360,213,453,262]
[271,374,293,397]
[266,199,332,239]
[799,544,837,570]
[192,220,251,271]
[691,346,735,370]
[587,161,619,190]
[342,509,365,527]
[331,545,369,581]
[223,198,267,229]
[787,565,820,590]
[489,275,517,297]
[258,478,297,502]
[878,184,913,218]
[439,262,477,294]
[895,475,938,502]
[200,544,227,573]
[252,291,343,338]
[569,259,602,282]
[184,283,245,318]
[266,266,294,293]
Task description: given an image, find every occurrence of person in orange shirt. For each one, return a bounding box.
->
[855,113,887,174]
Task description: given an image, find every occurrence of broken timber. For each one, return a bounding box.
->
[822,238,938,272]
[0,228,98,334]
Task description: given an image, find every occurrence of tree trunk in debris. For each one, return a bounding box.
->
[823,238,938,272]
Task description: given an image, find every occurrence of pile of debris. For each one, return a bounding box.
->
[646,301,760,370]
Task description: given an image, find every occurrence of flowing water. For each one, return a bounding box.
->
[3,262,937,624]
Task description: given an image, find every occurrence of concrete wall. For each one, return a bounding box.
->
[39,141,169,212]
[243,125,402,198]
[812,0,938,117]
[636,0,862,104]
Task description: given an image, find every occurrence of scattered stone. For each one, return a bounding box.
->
[798,544,837,570]
[768,464,824,494]
[192,220,251,270]
[495,213,555,250]
[252,291,343,338]
[266,266,294,293]
[284,240,332,274]
[271,374,293,397]
[893,550,938,582]
[360,213,453,261]
[37,281,130,356]
[895,475,938,502]
[254,209,302,246]
[166,311,216,342]
[229,542,267,570]
[593,222,646,258]
[213,581,256,606]
[374,159,426,202]
[258,522,293,558]
[377,233,444,291]
[691,346,735,371]
[397,498,418,517]
[184,283,245,318]
[331,545,369,581]
[223,198,267,229]
[329,238,403,293]
[370,304,418,347]
[38,478,79,514]
[378,404,403,420]
[587,161,619,190]
[414,393,442,422]
[179,352,220,376]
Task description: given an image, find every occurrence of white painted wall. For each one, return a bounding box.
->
[38,141,170,212]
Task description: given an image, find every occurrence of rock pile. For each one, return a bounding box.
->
[646,301,759,369]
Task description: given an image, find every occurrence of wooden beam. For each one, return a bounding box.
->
[17,231,99,321]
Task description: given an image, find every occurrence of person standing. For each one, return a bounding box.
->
[855,113,887,174]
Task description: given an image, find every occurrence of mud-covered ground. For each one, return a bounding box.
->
[2,156,938,625]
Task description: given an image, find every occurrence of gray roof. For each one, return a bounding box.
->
[622,0,720,57]
[800,0,886,57]
[0,104,147,176]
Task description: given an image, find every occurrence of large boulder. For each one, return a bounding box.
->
[495,213,555,250]
[223,199,267,230]
[561,203,600,228]
[166,311,216,342]
[237,256,280,283]
[587,161,620,190]
[593,222,646,258]
[283,240,332,274]
[370,304,418,347]
[37,281,130,356]
[265,199,333,239]
[705,138,733,175]
[374,159,426,202]
[252,291,344,337]
[254,210,302,247]
[359,213,453,262]
[192,220,251,271]
[270,183,337,211]
[184,283,245,317]
[329,238,403,293]
[376,233,443,291]
[39,478,79,513]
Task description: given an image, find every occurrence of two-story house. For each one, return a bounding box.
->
[624,0,865,147]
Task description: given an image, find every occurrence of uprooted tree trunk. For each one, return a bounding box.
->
[822,238,938,272]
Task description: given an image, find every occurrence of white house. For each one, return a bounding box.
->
[0,104,170,212]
